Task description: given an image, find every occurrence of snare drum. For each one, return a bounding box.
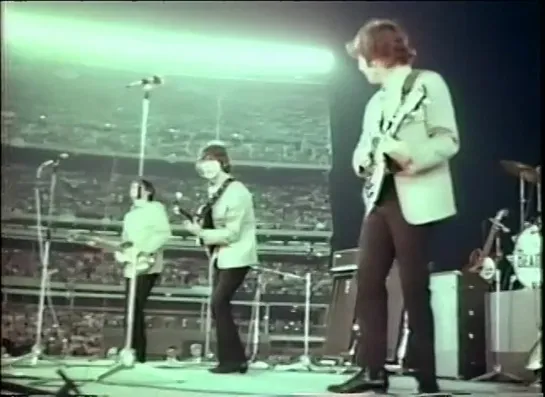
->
[509,224,542,288]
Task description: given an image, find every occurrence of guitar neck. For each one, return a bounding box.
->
[481,226,500,258]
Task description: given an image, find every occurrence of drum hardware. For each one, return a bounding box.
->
[500,160,540,232]
[525,331,542,372]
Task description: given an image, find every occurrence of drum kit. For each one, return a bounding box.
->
[497,161,542,376]
[499,160,542,290]
[466,161,542,382]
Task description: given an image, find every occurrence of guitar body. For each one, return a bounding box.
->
[466,249,497,282]
[464,209,509,282]
[114,249,154,274]
[70,234,153,274]
[362,85,427,214]
[173,178,235,258]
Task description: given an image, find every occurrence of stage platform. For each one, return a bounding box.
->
[1,359,541,396]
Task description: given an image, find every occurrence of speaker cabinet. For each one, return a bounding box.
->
[430,271,488,379]
[324,248,403,361]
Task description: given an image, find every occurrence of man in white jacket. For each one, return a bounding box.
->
[120,179,172,363]
[328,19,460,396]
[182,142,258,375]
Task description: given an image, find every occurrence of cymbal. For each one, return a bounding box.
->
[500,160,540,184]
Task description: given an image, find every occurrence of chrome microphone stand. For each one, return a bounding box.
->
[246,272,270,368]
[95,80,167,383]
[2,160,63,369]
[266,269,313,372]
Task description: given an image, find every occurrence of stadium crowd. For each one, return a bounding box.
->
[2,58,332,166]
[1,247,332,298]
[1,163,331,231]
[2,245,331,359]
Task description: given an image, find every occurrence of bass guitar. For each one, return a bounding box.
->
[67,233,154,273]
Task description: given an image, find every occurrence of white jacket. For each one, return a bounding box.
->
[353,68,460,225]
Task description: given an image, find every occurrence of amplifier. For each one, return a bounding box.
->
[430,271,488,379]
[324,248,404,362]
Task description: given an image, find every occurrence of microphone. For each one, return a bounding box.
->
[126,75,163,88]
[37,153,69,178]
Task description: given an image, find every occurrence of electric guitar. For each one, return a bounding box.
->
[362,84,427,215]
[173,179,234,257]
[464,209,509,281]
[172,195,215,256]
[67,233,154,273]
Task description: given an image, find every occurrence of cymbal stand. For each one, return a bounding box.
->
[2,160,63,368]
[537,180,541,221]
[471,269,522,383]
[518,176,526,232]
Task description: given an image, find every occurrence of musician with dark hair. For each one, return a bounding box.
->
[182,141,258,374]
[118,179,172,363]
[328,19,460,395]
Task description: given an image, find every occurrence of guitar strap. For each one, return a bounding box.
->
[379,69,422,135]
[197,177,236,228]
[379,69,422,177]
[197,177,235,255]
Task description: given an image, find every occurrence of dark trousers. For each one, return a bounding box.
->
[124,273,158,363]
[211,266,249,365]
[355,192,437,380]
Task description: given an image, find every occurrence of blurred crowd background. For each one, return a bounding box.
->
[2,58,332,166]
[1,163,332,231]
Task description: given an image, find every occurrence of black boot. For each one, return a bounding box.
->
[326,368,389,394]
[415,375,445,396]
[208,362,248,374]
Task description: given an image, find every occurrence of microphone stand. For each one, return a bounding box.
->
[2,161,62,368]
[246,272,270,369]
[95,82,168,384]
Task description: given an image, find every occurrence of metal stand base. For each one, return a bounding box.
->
[95,348,136,381]
[274,355,313,371]
[1,345,62,369]
[470,365,523,383]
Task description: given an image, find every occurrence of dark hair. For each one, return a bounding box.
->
[346,19,416,67]
[199,142,231,173]
[137,179,155,201]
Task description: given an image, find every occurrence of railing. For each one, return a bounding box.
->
[2,277,329,344]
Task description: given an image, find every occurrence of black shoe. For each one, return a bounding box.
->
[208,362,248,374]
[326,368,389,394]
[416,378,445,396]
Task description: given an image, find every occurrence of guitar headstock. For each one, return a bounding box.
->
[494,208,509,221]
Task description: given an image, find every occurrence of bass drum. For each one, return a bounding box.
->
[509,224,542,288]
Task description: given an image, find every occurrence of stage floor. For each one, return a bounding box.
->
[1,359,541,396]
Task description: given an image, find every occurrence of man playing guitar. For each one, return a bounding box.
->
[327,19,460,396]
[181,142,258,374]
[119,179,172,363]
